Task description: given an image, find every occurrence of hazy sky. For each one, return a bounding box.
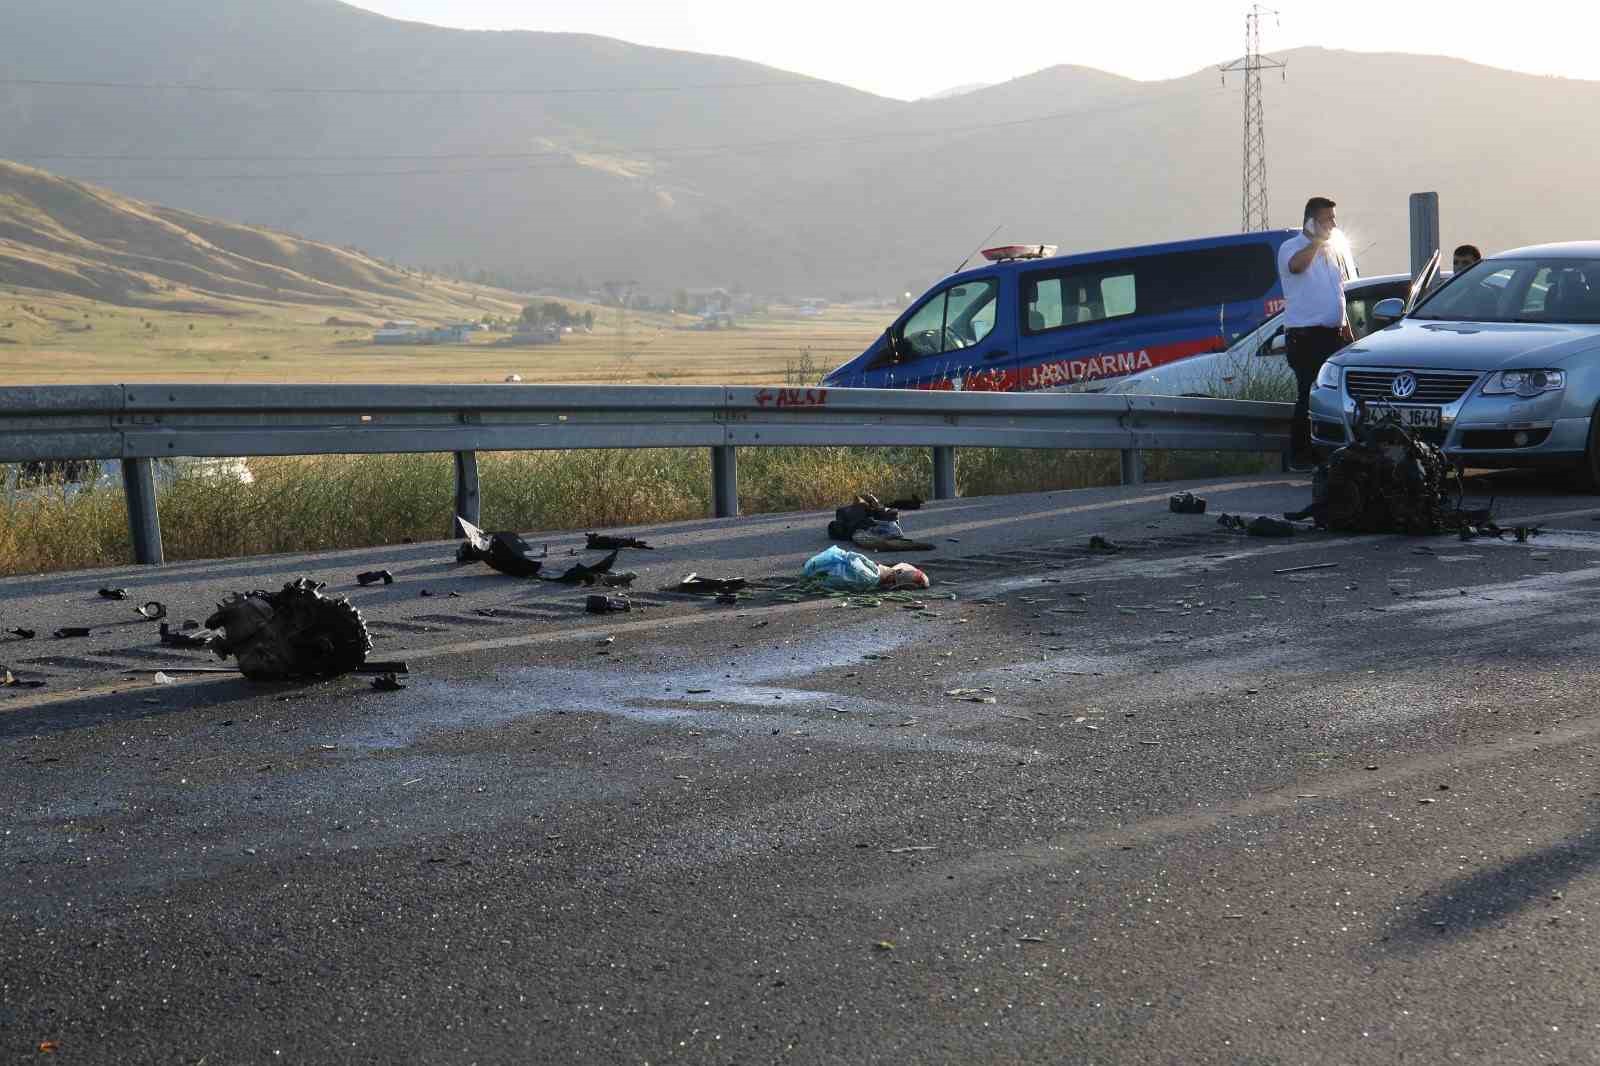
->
[348,0,1600,100]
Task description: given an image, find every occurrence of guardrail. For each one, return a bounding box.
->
[0,384,1293,565]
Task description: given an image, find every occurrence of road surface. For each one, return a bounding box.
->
[5,470,1600,1064]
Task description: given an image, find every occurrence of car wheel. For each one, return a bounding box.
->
[1574,401,1600,493]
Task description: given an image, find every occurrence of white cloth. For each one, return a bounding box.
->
[1277,233,1348,329]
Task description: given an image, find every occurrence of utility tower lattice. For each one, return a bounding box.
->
[1218,5,1286,232]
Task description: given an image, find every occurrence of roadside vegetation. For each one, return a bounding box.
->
[0,447,1276,576]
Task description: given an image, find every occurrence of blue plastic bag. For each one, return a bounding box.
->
[802,545,881,592]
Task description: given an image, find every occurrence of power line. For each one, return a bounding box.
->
[0,76,827,97]
[1218,4,1285,232]
[20,88,1212,178]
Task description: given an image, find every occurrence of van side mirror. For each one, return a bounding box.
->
[1260,330,1287,358]
[1371,297,1406,326]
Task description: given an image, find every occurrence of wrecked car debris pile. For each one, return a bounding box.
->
[206,579,373,681]
[1301,411,1455,535]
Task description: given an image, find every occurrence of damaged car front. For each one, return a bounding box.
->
[1309,243,1600,488]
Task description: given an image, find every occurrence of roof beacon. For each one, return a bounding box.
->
[980,244,1057,263]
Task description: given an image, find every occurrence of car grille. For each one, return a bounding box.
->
[1344,369,1480,405]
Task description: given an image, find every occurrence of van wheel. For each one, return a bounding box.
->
[1573,402,1600,493]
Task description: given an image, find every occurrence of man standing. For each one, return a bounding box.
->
[1452,244,1483,275]
[1278,196,1354,469]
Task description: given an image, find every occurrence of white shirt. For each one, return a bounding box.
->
[1277,233,1348,329]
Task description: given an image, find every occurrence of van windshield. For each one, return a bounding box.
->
[1413,258,1600,324]
[896,278,998,360]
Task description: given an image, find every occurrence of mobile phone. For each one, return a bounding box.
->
[1303,216,1319,240]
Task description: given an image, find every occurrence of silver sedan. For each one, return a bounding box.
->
[1310,242,1600,487]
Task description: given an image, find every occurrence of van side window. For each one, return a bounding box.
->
[1022,243,1276,337]
[889,278,998,361]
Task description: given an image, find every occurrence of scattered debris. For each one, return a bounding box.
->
[874,941,896,952]
[1273,562,1339,575]
[135,601,168,621]
[1169,491,1207,515]
[585,594,631,615]
[419,589,434,597]
[370,673,406,692]
[357,569,395,587]
[206,579,372,681]
[159,622,213,649]
[5,628,34,640]
[1,668,45,689]
[586,532,654,551]
[1219,514,1297,537]
[98,587,129,601]
[550,550,620,586]
[852,520,935,552]
[715,592,740,605]
[676,574,749,595]
[1087,535,1121,553]
[456,516,545,578]
[53,627,91,639]
[599,571,638,589]
[827,494,900,541]
[153,671,176,685]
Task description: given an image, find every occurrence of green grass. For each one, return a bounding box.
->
[0,446,1278,576]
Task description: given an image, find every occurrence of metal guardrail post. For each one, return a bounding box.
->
[1119,449,1144,486]
[711,446,738,518]
[121,458,164,565]
[453,450,480,537]
[932,446,957,500]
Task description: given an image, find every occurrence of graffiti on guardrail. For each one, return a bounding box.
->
[754,388,829,409]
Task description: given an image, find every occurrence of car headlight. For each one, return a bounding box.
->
[1481,369,1566,397]
[1314,362,1341,390]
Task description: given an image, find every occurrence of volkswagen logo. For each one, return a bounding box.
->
[1391,372,1418,400]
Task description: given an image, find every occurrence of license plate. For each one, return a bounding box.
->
[1361,405,1440,429]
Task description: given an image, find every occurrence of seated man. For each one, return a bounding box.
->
[1452,244,1483,275]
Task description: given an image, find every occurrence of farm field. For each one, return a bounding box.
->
[0,289,883,386]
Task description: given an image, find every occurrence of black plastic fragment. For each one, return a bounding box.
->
[1087,535,1121,553]
[357,570,395,587]
[370,673,406,692]
[586,532,654,551]
[1170,492,1207,515]
[159,622,213,649]
[54,627,91,639]
[6,628,34,640]
[551,550,619,586]
[585,594,632,615]
[675,574,748,595]
[98,587,130,601]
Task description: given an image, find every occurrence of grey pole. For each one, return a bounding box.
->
[121,458,164,565]
[453,450,480,536]
[1119,449,1145,486]
[1409,192,1440,277]
[932,446,957,499]
[711,446,738,518]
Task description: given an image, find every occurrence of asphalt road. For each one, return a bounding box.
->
[6,470,1600,1064]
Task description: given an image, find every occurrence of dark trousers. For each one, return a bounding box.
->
[1286,326,1346,457]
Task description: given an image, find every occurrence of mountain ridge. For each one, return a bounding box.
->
[2,3,1599,297]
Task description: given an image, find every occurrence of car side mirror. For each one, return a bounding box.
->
[1260,330,1287,358]
[1371,297,1406,326]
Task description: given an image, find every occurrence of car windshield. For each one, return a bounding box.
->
[1412,257,1600,324]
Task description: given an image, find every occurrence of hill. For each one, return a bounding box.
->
[0,159,519,319]
[3,2,1599,297]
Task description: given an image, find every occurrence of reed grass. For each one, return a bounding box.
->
[0,446,1275,576]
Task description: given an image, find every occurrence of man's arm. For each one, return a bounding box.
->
[1288,241,1322,275]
